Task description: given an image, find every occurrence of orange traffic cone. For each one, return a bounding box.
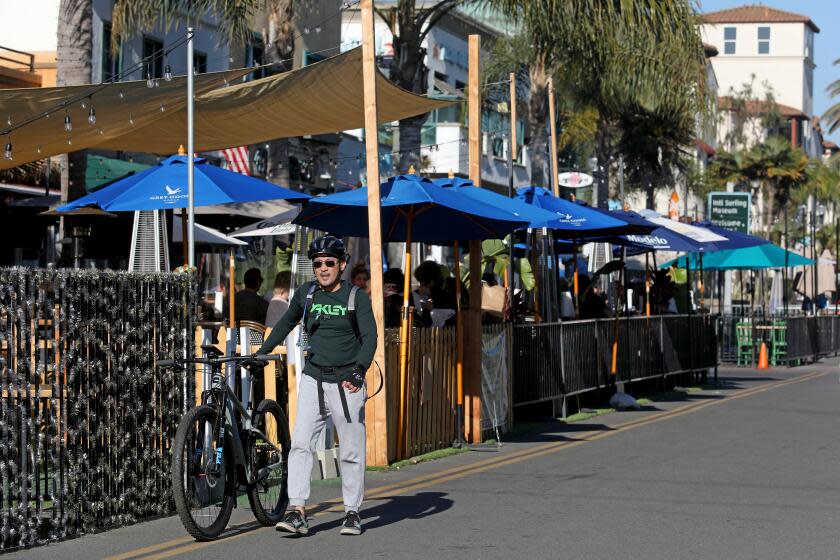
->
[757,342,769,370]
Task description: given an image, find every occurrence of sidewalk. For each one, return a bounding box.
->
[12,359,836,560]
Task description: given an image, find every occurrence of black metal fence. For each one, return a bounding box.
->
[512,315,718,407]
[0,268,195,550]
[718,315,840,365]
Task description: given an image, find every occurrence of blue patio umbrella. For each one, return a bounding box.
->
[55,155,310,212]
[434,178,562,229]
[516,186,637,236]
[690,221,769,250]
[663,244,813,270]
[293,174,529,242]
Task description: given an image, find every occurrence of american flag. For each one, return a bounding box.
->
[223,146,251,175]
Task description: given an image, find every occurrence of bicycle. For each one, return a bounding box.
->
[158,346,291,541]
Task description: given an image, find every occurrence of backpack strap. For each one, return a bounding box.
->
[301,281,319,335]
[348,285,362,344]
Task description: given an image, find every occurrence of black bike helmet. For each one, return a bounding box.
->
[308,235,347,261]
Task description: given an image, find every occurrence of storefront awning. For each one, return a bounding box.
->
[0,47,455,170]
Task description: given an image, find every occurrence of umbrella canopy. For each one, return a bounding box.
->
[172,215,247,247]
[55,155,310,213]
[293,174,529,242]
[230,208,300,237]
[434,178,561,229]
[690,221,769,250]
[580,209,724,253]
[663,244,814,270]
[515,186,634,237]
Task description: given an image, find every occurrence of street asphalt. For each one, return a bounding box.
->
[11,360,840,560]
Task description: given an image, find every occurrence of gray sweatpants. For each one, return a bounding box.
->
[288,373,367,512]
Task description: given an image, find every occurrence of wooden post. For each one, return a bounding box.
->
[361,0,389,466]
[466,34,483,444]
[547,77,560,198]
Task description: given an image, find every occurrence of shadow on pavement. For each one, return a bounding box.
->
[309,491,454,534]
[506,420,614,443]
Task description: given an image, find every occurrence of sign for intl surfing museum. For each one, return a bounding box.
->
[707,192,751,233]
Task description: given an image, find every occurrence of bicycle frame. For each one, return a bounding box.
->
[200,357,284,487]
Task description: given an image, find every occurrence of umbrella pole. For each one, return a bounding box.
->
[610,250,625,377]
[530,230,541,322]
[228,249,235,327]
[573,241,579,318]
[645,252,651,317]
[187,26,195,268]
[699,254,705,311]
[398,218,413,459]
[181,208,189,266]
[453,240,465,447]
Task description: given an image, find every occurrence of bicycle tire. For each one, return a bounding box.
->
[171,404,235,541]
[246,399,291,526]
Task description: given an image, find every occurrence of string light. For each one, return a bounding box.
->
[87,103,96,125]
[146,65,155,88]
[128,113,134,125]
[64,111,72,132]
[164,63,173,82]
[4,138,12,160]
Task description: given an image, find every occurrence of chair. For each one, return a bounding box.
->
[735,320,753,366]
[770,320,787,366]
[233,320,267,348]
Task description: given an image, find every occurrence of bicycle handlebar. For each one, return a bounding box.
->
[156,354,282,369]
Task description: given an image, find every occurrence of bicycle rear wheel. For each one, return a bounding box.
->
[247,399,291,525]
[172,404,235,540]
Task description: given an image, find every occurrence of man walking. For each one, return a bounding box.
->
[258,236,376,536]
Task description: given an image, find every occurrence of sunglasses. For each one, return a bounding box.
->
[313,259,338,269]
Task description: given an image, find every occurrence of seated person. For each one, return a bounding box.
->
[224,268,270,325]
[266,271,291,327]
[383,268,405,328]
[412,261,456,327]
[351,262,371,295]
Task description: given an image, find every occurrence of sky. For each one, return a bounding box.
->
[698,0,839,144]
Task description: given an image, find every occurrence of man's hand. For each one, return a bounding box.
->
[341,366,365,393]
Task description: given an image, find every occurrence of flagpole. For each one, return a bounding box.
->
[187,26,195,268]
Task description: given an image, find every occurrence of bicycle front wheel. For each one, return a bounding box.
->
[247,399,291,525]
[171,404,235,540]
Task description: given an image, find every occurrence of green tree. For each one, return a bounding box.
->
[743,136,808,237]
[375,1,473,172]
[490,0,706,207]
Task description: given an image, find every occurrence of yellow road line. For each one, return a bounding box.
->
[116,370,827,560]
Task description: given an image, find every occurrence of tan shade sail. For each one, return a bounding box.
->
[0,67,253,171]
[0,47,455,170]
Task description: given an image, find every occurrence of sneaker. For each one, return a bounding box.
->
[276,510,309,535]
[340,510,362,535]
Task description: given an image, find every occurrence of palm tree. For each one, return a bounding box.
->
[743,136,809,237]
[823,57,840,135]
[490,0,705,206]
[374,1,470,172]
[57,0,94,203]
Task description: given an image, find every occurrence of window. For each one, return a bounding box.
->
[194,52,207,74]
[758,26,770,55]
[142,37,164,79]
[246,40,265,80]
[723,26,736,55]
[102,22,122,82]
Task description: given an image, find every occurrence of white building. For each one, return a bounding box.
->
[700,5,823,157]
